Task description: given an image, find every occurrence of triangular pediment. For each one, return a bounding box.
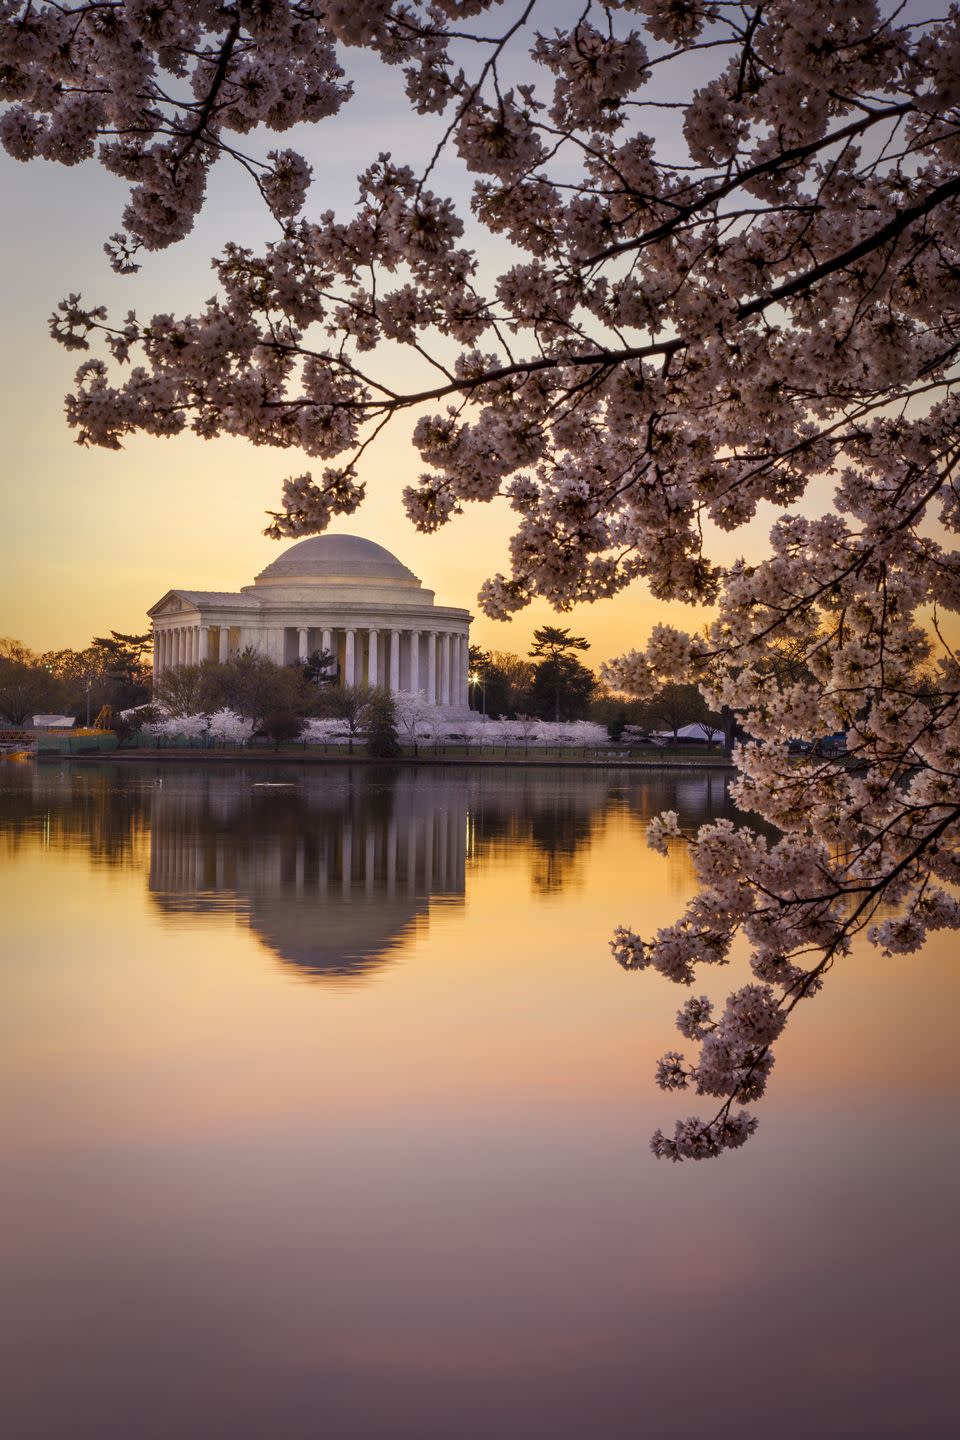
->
[148,590,198,618]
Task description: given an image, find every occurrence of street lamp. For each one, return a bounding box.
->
[469,669,486,716]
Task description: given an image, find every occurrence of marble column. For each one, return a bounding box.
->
[390,630,400,693]
[440,633,451,706]
[321,629,332,657]
[298,627,309,663]
[368,629,378,688]
[219,627,230,663]
[344,629,356,686]
[198,626,209,663]
[426,631,437,705]
[409,630,420,696]
[460,634,469,707]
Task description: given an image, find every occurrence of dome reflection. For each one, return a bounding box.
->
[148,768,466,978]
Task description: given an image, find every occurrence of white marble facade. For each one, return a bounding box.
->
[149,535,472,711]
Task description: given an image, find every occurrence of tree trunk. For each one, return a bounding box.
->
[722,706,736,757]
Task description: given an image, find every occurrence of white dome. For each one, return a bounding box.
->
[255,535,419,585]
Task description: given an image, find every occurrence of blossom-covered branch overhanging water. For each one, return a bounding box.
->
[2,0,959,1156]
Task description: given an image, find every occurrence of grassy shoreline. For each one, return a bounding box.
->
[36,745,734,770]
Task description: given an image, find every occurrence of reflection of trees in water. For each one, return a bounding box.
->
[529,805,596,895]
[464,773,616,896]
[463,768,734,895]
[0,764,150,868]
[1,761,736,971]
[624,771,733,829]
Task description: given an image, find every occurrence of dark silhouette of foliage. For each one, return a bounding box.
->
[528,628,596,722]
[262,711,304,750]
[363,688,400,759]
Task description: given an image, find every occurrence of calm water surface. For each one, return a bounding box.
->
[1,762,957,1438]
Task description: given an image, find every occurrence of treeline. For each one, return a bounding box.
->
[470,627,719,736]
[1,623,721,741]
[0,632,153,723]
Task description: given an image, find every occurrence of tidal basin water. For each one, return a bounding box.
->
[1,763,957,1439]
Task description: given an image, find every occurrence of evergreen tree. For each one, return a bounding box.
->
[528,628,595,722]
[363,689,400,759]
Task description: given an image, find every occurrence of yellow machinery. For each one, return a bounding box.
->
[73,705,115,738]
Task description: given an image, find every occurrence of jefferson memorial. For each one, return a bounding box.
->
[149,535,472,710]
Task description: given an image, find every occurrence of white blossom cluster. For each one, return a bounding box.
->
[139,709,620,747]
[306,709,613,747]
[459,717,610,746]
[5,0,960,1157]
[143,708,254,743]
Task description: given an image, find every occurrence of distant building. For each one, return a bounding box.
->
[149,534,471,710]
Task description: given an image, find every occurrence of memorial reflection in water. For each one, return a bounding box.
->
[2,762,734,978]
[148,769,468,977]
[146,766,731,974]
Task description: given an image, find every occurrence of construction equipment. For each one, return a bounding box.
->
[92,705,113,731]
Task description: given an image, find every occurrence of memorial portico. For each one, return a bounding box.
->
[149,535,472,711]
